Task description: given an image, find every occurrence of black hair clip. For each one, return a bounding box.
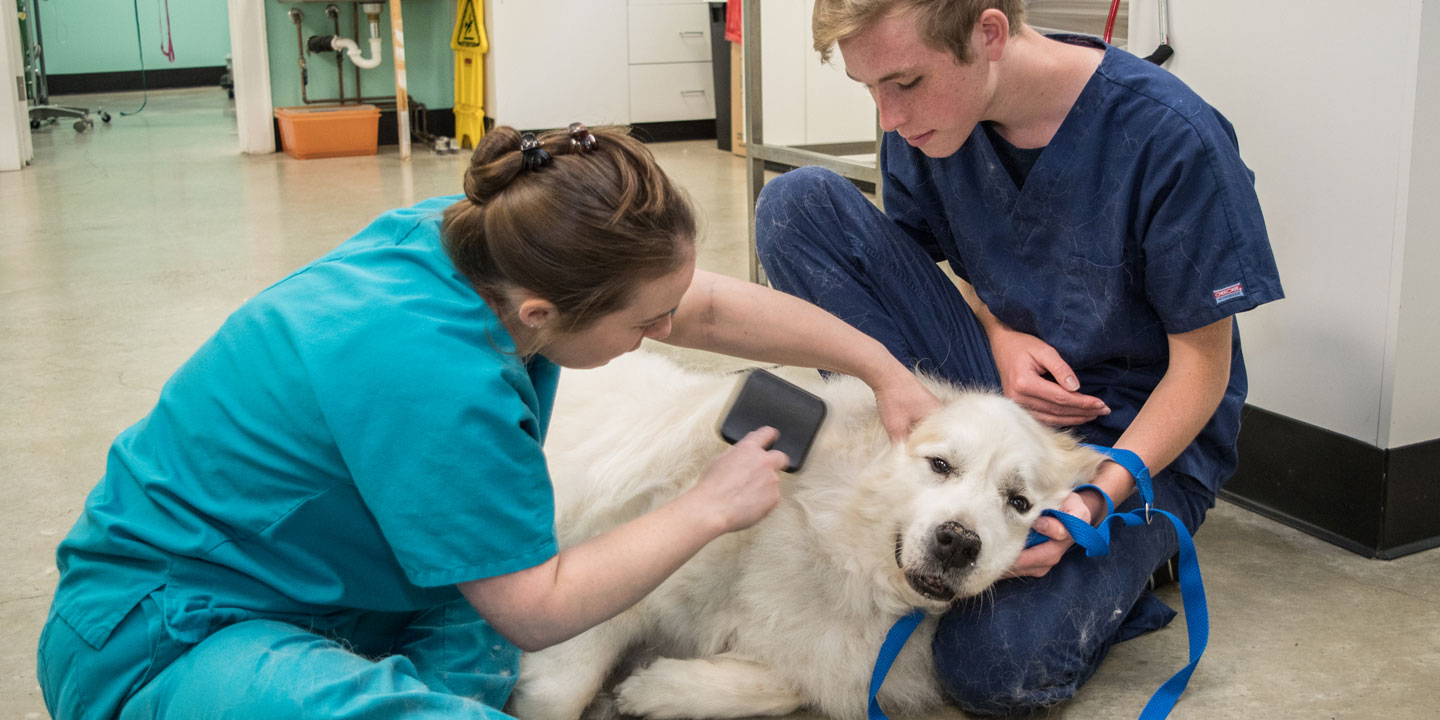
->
[519,132,552,171]
[568,122,599,153]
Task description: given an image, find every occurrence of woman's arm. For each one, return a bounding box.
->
[664,269,940,440]
[459,428,786,652]
[1010,316,1234,577]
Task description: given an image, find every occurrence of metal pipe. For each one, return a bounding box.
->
[743,0,767,284]
[1158,0,1171,46]
[353,11,362,100]
[327,5,344,103]
[290,8,310,105]
[389,0,410,159]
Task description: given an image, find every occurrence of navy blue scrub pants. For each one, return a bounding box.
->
[755,167,1214,716]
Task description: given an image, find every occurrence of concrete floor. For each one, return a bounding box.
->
[2,88,1437,719]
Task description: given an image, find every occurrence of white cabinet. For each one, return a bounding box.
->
[484,0,716,129]
[484,0,630,131]
[629,4,712,64]
[627,0,715,122]
[630,63,716,122]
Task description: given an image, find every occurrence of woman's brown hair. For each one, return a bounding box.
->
[442,125,696,351]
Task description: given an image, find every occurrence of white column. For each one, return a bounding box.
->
[227,0,275,155]
[1,1,34,172]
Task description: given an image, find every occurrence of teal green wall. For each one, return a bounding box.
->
[265,2,455,111]
[32,0,231,74]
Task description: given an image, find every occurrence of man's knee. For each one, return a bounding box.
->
[932,593,1108,715]
[756,166,848,216]
[754,167,851,259]
[932,647,1086,716]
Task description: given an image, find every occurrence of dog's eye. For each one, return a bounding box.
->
[1008,495,1032,513]
[927,456,952,475]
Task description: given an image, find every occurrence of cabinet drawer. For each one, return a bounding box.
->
[629,62,716,122]
[629,4,712,64]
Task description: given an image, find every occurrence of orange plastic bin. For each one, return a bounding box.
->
[274,104,381,159]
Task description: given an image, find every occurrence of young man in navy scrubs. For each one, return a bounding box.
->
[754,1,1283,714]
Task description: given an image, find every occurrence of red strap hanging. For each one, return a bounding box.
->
[1103,0,1122,44]
[158,0,175,62]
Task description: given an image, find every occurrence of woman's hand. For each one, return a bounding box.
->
[686,426,789,533]
[988,325,1108,427]
[870,368,943,442]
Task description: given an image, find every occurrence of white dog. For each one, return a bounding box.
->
[511,352,1103,720]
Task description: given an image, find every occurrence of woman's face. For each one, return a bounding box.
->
[537,255,696,369]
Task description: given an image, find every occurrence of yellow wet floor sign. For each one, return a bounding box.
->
[452,0,488,148]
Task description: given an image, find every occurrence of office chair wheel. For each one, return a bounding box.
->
[31,118,41,130]
[101,111,111,123]
[74,119,89,132]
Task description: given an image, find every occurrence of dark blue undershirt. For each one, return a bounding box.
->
[982,122,1046,189]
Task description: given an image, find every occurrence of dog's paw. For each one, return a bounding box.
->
[613,656,804,719]
[613,661,693,719]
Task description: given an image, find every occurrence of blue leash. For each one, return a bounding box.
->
[866,445,1208,720]
[866,608,925,720]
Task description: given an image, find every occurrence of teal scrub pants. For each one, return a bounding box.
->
[38,594,518,720]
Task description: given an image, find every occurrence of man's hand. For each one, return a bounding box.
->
[988,326,1109,427]
[1008,491,1096,577]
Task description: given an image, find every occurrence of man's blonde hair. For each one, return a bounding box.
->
[812,0,1026,64]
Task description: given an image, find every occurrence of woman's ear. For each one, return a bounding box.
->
[516,296,559,330]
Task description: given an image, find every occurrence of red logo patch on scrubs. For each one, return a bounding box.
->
[1213,283,1245,304]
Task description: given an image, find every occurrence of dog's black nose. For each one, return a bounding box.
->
[934,522,982,567]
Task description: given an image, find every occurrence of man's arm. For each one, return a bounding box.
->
[1010,316,1233,577]
[956,279,1109,426]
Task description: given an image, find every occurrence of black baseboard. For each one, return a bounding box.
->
[630,120,718,143]
[1224,405,1440,560]
[377,107,455,147]
[46,66,227,96]
[484,119,717,145]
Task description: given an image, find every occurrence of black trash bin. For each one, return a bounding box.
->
[709,2,732,152]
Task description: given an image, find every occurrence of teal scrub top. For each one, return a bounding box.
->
[49,195,561,650]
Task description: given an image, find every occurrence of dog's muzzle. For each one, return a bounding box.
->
[932,521,982,568]
[895,521,982,603]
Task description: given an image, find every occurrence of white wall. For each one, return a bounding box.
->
[1388,0,1440,448]
[1,4,33,172]
[1131,0,1438,448]
[759,0,876,147]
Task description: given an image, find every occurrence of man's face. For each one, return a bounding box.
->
[838,10,998,158]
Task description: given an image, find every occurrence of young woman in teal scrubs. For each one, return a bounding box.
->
[37,125,939,720]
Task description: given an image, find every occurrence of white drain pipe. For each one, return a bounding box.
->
[329,36,382,69]
[311,4,385,70]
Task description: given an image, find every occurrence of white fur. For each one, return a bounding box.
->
[511,352,1103,720]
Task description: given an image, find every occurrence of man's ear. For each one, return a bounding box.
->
[516,296,559,330]
[977,8,1010,62]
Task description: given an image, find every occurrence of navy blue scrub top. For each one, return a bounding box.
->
[50,195,561,650]
[881,36,1283,494]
